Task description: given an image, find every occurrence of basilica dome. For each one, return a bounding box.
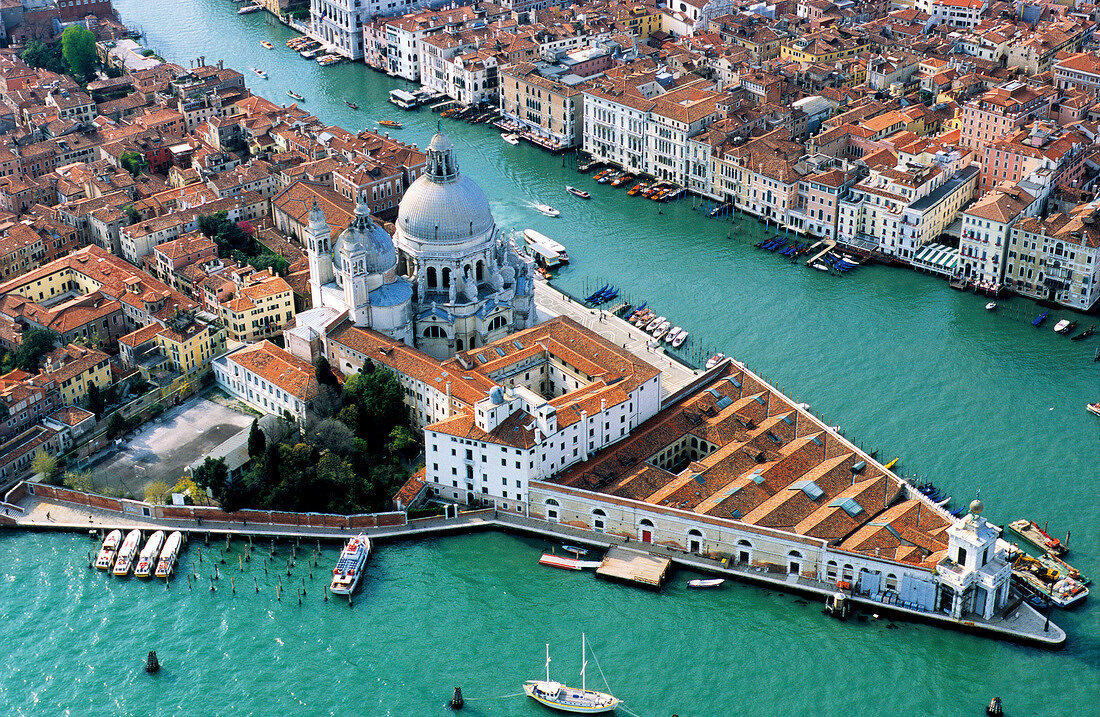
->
[396,133,494,245]
[335,202,396,274]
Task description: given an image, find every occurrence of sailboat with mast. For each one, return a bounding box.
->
[523,633,619,713]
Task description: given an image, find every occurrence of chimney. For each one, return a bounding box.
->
[445,381,452,418]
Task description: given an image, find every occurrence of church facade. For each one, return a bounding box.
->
[297,132,535,360]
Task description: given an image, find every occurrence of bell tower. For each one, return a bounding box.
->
[305,200,333,308]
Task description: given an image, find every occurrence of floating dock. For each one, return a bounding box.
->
[596,546,670,588]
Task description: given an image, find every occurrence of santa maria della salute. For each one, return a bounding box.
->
[298,131,535,360]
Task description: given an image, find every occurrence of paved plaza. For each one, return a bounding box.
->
[534,281,705,401]
[83,393,255,496]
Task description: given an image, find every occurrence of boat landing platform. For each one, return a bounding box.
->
[596,546,670,589]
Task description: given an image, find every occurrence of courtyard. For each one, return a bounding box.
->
[83,392,256,496]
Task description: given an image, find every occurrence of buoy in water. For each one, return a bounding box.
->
[449,686,464,709]
[145,651,160,673]
[986,697,1003,716]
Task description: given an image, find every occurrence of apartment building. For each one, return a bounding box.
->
[1005,201,1100,311]
[499,63,587,148]
[214,340,319,425]
[980,121,1092,193]
[209,270,296,343]
[957,184,1041,287]
[959,81,1056,154]
[39,344,112,407]
[1053,52,1100,99]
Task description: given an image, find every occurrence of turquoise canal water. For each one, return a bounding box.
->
[2,1,1097,712]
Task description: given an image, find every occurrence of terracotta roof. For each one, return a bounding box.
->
[226,341,319,402]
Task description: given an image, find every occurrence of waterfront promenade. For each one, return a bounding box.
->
[6,490,1065,648]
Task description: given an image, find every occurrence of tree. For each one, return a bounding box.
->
[308,418,355,456]
[87,383,104,418]
[31,452,59,481]
[387,426,418,458]
[119,151,145,177]
[61,26,97,82]
[62,470,93,492]
[20,40,66,74]
[315,356,338,387]
[14,329,58,371]
[123,204,141,224]
[105,412,126,439]
[144,480,171,505]
[248,419,266,457]
[170,477,206,504]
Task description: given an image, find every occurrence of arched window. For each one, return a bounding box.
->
[487,315,507,333]
[423,325,446,339]
[592,508,606,532]
[441,267,451,288]
[545,498,559,522]
[427,266,437,288]
[476,260,485,281]
[885,573,898,591]
[826,560,838,581]
[842,564,854,581]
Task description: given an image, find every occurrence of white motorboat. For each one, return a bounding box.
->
[330,534,371,596]
[985,301,997,311]
[671,329,688,348]
[705,353,725,370]
[688,578,725,588]
[645,315,665,332]
[1053,319,1077,335]
[112,529,142,576]
[535,203,560,217]
[523,635,619,714]
[94,529,123,570]
[502,133,520,145]
[133,530,165,578]
[250,67,267,79]
[812,261,830,272]
[237,3,262,13]
[652,321,671,340]
[1086,402,1100,417]
[154,531,184,578]
[663,326,680,343]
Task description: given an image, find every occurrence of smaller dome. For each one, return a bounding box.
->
[490,386,504,405]
[969,499,984,515]
[336,203,396,274]
[308,200,329,233]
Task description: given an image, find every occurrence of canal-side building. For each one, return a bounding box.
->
[1004,200,1100,310]
[528,364,1014,620]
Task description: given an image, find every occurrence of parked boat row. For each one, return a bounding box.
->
[585,284,619,306]
[626,305,690,349]
[97,529,183,579]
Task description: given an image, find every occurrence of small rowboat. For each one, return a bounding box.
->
[562,545,588,556]
[344,100,359,110]
[688,579,725,589]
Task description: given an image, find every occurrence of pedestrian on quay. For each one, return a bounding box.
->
[46,511,52,521]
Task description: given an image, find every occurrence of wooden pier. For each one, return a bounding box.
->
[804,239,837,267]
[595,546,670,589]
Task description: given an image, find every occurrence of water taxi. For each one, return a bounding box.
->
[663,325,680,343]
[671,329,688,348]
[250,67,267,79]
[112,529,142,576]
[318,54,341,66]
[1054,319,1077,335]
[154,531,184,579]
[377,119,403,129]
[1088,402,1100,417]
[985,301,997,311]
[705,353,725,370]
[502,132,520,145]
[287,90,304,101]
[1007,520,1067,557]
[523,229,569,264]
[133,530,165,578]
[94,529,123,570]
[330,534,371,596]
[260,40,274,49]
[523,635,619,714]
[534,204,560,218]
[344,100,359,110]
[237,4,262,14]
[565,186,590,199]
